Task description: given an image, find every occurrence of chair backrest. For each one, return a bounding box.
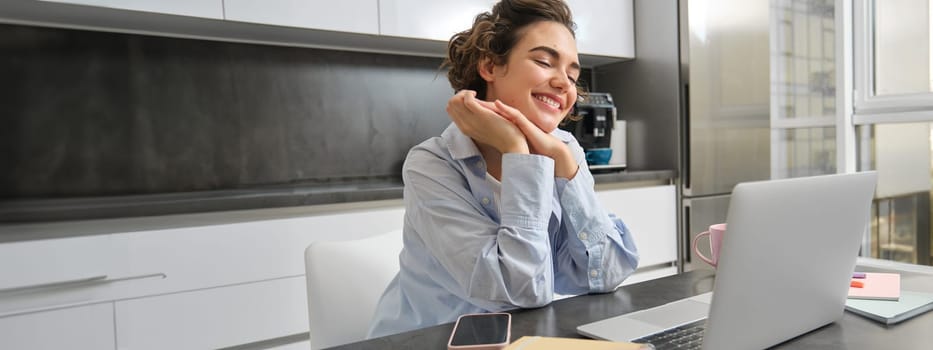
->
[304,230,403,349]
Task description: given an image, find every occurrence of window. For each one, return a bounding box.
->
[853,0,933,265]
[855,123,932,265]
[855,0,933,119]
[771,0,837,179]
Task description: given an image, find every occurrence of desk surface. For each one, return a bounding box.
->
[332,266,933,349]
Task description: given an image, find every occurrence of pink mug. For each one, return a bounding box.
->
[692,223,727,267]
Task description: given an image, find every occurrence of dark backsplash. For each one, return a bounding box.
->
[0,24,452,198]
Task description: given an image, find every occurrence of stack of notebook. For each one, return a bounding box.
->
[845,272,933,325]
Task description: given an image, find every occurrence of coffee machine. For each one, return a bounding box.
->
[560,92,626,171]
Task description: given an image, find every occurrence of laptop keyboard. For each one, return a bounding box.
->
[631,319,707,350]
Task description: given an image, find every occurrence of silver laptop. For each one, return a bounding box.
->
[578,172,878,350]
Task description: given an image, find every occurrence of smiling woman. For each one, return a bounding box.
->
[481,22,580,134]
[366,0,640,339]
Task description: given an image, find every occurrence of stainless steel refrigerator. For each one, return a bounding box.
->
[602,0,831,272]
[679,0,771,271]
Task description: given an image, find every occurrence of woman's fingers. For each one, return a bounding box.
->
[473,98,499,113]
[494,100,544,138]
[494,100,548,156]
[493,100,578,178]
[449,91,497,121]
[493,99,568,157]
[447,91,527,154]
[448,91,483,129]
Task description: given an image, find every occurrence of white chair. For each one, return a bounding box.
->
[304,230,403,349]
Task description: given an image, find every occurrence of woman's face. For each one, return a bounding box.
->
[483,20,580,133]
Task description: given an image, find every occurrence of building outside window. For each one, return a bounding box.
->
[771,0,838,181]
[852,0,933,266]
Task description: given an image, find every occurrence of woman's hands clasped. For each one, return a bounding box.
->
[447,90,579,179]
[447,90,529,155]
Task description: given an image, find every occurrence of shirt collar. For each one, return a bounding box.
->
[441,123,482,160]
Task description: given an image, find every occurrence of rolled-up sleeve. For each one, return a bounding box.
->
[552,167,640,295]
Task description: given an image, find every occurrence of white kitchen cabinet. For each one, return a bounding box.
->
[0,201,405,349]
[380,0,634,62]
[5,0,632,63]
[39,0,223,19]
[106,203,402,349]
[115,276,307,350]
[0,234,116,316]
[224,0,379,35]
[267,340,311,350]
[567,0,635,59]
[597,185,677,268]
[621,265,679,286]
[107,205,405,299]
[0,302,115,350]
[379,0,496,41]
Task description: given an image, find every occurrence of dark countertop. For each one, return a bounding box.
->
[591,169,675,184]
[330,260,933,350]
[0,169,675,225]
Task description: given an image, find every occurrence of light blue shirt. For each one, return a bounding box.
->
[367,123,639,338]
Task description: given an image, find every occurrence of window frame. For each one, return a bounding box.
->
[853,0,933,124]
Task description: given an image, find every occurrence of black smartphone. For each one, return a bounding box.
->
[447,313,512,350]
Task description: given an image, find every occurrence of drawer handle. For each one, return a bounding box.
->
[0,274,108,293]
[0,273,167,318]
[105,272,167,283]
[0,272,167,294]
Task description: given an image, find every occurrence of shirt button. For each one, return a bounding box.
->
[482,197,490,205]
[578,232,588,241]
[590,269,599,278]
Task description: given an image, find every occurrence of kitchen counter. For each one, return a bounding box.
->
[0,169,675,241]
[591,169,676,185]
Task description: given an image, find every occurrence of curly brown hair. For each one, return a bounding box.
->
[442,0,584,110]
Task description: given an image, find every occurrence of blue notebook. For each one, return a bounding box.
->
[845,290,933,325]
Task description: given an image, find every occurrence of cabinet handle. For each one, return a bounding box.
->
[104,272,167,283]
[0,272,167,294]
[0,274,108,293]
[0,272,167,318]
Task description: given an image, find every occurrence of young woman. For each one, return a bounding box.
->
[368,0,639,337]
